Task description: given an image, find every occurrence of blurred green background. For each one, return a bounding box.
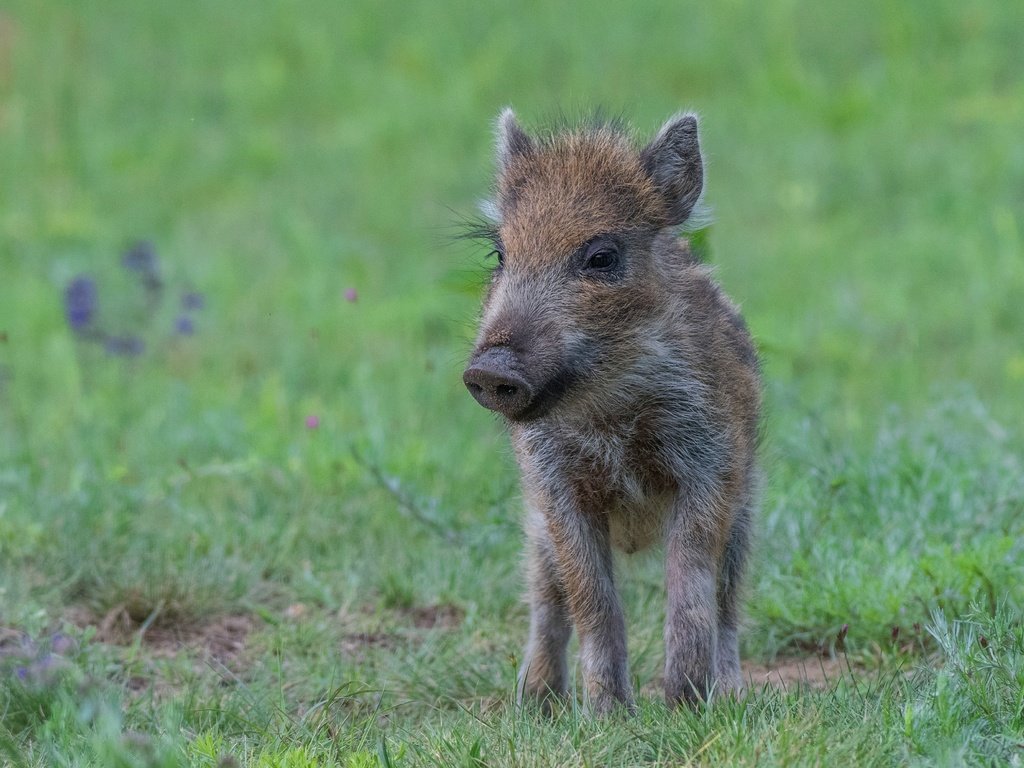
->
[4,0,1023,429]
[0,0,1022,762]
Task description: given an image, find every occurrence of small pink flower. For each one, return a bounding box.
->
[344,287,358,303]
[305,415,320,429]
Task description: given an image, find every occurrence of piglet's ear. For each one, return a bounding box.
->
[640,113,704,226]
[496,107,534,172]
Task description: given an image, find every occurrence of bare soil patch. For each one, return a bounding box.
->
[333,602,463,659]
[741,655,849,690]
[404,603,464,630]
[340,631,399,658]
[65,605,258,667]
[641,655,849,698]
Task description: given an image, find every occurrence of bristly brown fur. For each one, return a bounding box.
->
[462,109,761,715]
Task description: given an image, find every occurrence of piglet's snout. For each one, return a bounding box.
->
[463,347,535,419]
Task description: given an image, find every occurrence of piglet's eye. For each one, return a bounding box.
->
[587,250,616,269]
[583,240,619,272]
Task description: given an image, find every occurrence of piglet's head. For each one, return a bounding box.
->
[463,109,704,422]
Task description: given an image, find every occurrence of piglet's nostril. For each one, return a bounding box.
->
[496,384,517,398]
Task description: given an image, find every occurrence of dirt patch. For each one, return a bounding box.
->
[143,614,256,665]
[0,625,25,647]
[639,655,851,699]
[65,605,258,667]
[741,655,849,690]
[332,602,463,660]
[405,603,464,630]
[340,631,399,657]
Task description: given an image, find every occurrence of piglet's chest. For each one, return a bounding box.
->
[534,424,676,554]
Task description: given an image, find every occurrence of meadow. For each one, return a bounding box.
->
[1,0,1022,765]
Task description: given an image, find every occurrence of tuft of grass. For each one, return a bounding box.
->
[908,605,1024,764]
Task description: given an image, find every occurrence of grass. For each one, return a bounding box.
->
[1,0,1023,765]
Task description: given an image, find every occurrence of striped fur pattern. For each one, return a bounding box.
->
[465,110,761,714]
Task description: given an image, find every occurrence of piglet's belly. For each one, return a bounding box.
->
[607,493,671,554]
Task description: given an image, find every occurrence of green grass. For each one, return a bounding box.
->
[1,0,1023,765]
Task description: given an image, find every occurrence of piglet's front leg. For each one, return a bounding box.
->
[544,499,634,715]
[518,508,572,711]
[663,493,722,706]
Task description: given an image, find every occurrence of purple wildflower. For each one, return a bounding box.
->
[50,633,75,655]
[344,287,358,303]
[181,291,205,311]
[174,315,195,335]
[32,654,57,673]
[305,414,320,429]
[121,241,158,275]
[64,276,98,333]
[13,654,65,686]
[122,240,163,297]
[104,334,145,357]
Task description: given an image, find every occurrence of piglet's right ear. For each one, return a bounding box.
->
[496,107,534,171]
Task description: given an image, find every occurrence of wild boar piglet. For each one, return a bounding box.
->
[463,109,761,714]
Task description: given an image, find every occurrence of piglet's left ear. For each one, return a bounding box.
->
[640,113,704,226]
